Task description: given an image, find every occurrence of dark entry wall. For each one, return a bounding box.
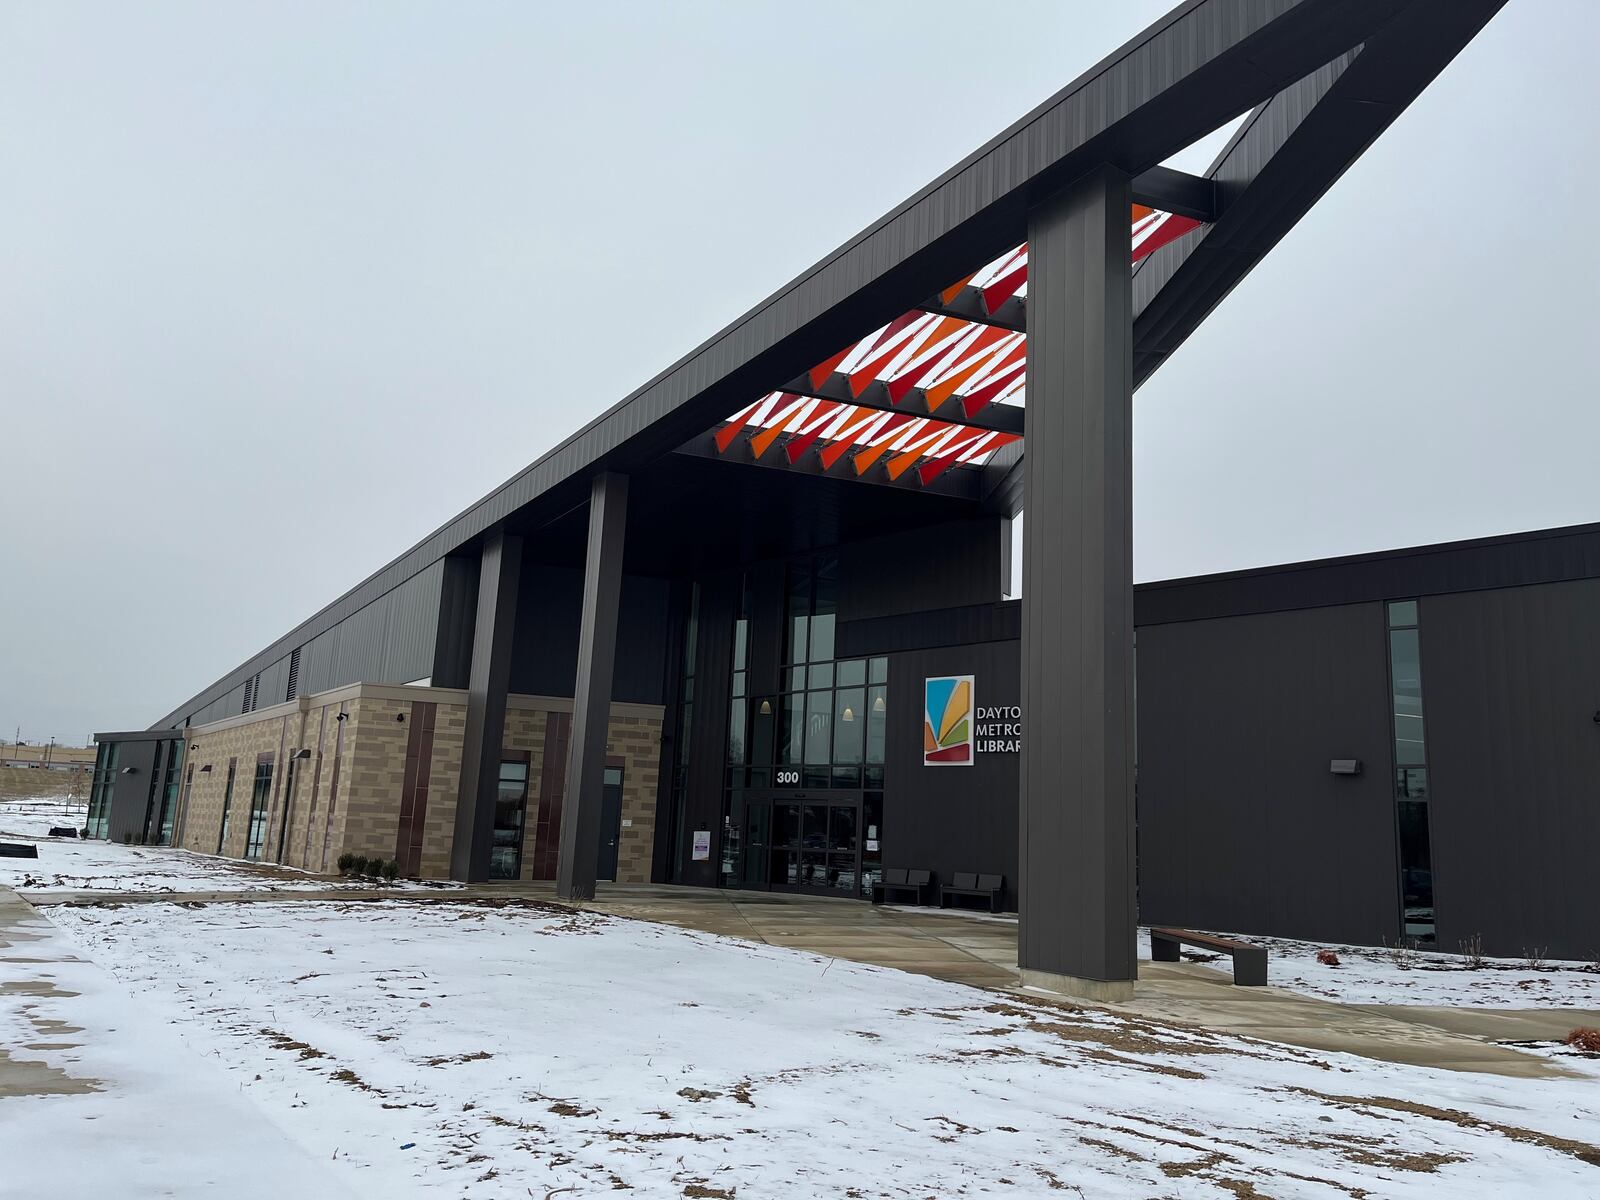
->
[1135,603,1400,946]
[508,564,671,705]
[878,638,1021,910]
[1422,578,1600,961]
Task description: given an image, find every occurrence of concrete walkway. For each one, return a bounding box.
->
[24,878,1596,1079]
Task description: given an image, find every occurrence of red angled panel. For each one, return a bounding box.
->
[981,261,1028,313]
[783,401,844,463]
[1132,214,1201,262]
[958,360,1026,417]
[883,317,967,404]
[807,348,852,392]
[714,400,763,453]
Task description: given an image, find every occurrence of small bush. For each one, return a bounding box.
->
[1315,949,1340,967]
[337,851,355,874]
[122,832,133,845]
[365,858,385,879]
[350,854,370,877]
[1564,1027,1600,1054]
[1459,933,1486,969]
[382,860,399,883]
[1523,946,1549,971]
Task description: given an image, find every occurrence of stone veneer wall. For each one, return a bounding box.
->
[178,684,662,882]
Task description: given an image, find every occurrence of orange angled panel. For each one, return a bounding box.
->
[852,415,923,475]
[923,327,1013,410]
[846,314,931,397]
[816,408,892,470]
[885,422,960,480]
[783,401,844,463]
[1131,203,1153,223]
[938,273,976,305]
[807,348,852,392]
[959,360,1026,418]
[748,394,810,459]
[884,317,967,404]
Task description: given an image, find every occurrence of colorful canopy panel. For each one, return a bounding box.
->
[707,207,1203,487]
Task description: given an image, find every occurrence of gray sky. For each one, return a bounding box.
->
[3,1,1595,743]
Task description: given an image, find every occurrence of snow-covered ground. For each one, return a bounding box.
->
[0,794,456,894]
[32,899,1600,1199]
[1199,932,1600,1010]
[0,793,88,838]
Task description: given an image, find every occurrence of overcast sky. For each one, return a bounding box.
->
[3,1,1595,744]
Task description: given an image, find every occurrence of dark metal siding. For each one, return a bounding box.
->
[838,519,1005,623]
[1137,524,1600,627]
[508,566,670,705]
[1136,603,1400,945]
[882,640,1022,910]
[1420,580,1600,960]
[104,738,162,843]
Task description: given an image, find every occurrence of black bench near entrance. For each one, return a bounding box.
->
[872,868,935,906]
[0,841,39,859]
[1150,927,1268,986]
[940,873,1005,913]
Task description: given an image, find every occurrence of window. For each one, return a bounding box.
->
[86,742,118,840]
[155,740,183,845]
[244,756,274,860]
[218,759,238,854]
[1386,600,1435,944]
[490,757,530,880]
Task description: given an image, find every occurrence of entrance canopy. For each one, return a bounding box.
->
[705,210,1206,489]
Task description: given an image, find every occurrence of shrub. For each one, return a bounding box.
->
[350,854,370,877]
[1523,946,1549,971]
[337,852,355,875]
[1459,933,1486,969]
[382,860,399,883]
[1564,1027,1600,1054]
[121,832,133,845]
[1315,949,1340,967]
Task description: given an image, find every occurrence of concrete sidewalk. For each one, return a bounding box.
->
[23,878,1596,1079]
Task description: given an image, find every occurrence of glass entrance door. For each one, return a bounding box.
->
[766,798,860,896]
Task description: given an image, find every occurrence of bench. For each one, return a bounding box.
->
[49,826,79,839]
[1150,926,1267,986]
[872,868,935,906]
[0,841,39,859]
[940,872,1005,913]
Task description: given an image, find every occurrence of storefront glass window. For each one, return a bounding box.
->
[1386,600,1435,944]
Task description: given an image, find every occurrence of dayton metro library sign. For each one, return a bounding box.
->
[923,675,1022,766]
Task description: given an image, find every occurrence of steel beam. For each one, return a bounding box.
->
[1131,165,1219,222]
[1018,165,1137,1001]
[557,472,629,901]
[450,531,522,882]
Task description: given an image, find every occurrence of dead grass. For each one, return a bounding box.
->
[1289,1088,1600,1167]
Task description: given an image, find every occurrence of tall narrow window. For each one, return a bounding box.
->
[218,759,238,854]
[1386,600,1435,944]
[490,756,530,880]
[245,756,275,860]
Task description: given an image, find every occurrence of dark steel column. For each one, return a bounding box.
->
[557,472,629,900]
[449,531,522,882]
[1019,165,1137,1001]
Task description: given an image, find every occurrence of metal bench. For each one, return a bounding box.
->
[872,868,935,906]
[0,841,39,859]
[940,872,1005,913]
[1149,926,1267,986]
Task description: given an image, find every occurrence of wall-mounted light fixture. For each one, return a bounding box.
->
[1329,759,1362,776]
[336,712,349,722]
[872,696,886,713]
[758,699,773,715]
[841,707,855,723]
[121,766,137,775]
[292,748,312,760]
[199,764,213,774]
[395,712,405,723]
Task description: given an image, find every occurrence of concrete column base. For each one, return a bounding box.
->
[1021,968,1135,1004]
